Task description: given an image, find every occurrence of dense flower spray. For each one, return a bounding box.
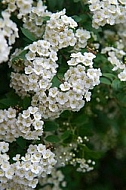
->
[0,0,125,189]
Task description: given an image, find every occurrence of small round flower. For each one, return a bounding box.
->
[5,167,14,179]
[33,120,44,130]
[37,144,46,153]
[48,87,58,97]
[0,142,9,153]
[60,82,71,91]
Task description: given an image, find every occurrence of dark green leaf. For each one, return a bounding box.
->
[72,15,82,22]
[100,77,111,85]
[0,91,20,107]
[116,92,126,106]
[45,135,60,143]
[51,75,61,88]
[21,27,37,41]
[103,73,116,81]
[12,49,28,63]
[61,130,71,141]
[81,145,103,159]
[42,16,50,22]
[44,121,58,131]
[71,114,88,126]
[22,96,31,109]
[16,137,26,149]
[111,79,121,90]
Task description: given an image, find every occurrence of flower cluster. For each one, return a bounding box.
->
[39,168,66,190]
[0,106,44,142]
[55,137,95,173]
[74,28,91,50]
[10,39,58,97]
[10,38,101,119]
[0,142,56,190]
[0,107,19,142]
[102,37,126,81]
[44,9,77,50]
[2,0,33,19]
[23,0,51,38]
[88,0,126,28]
[0,11,18,63]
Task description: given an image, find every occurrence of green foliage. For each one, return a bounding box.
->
[44,121,59,131]
[11,49,28,63]
[0,90,20,108]
[45,135,60,143]
[21,27,37,41]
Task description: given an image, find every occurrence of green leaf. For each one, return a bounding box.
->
[45,135,60,143]
[116,92,126,106]
[16,137,26,149]
[22,96,31,109]
[12,49,28,63]
[61,130,71,141]
[100,77,111,85]
[72,15,82,23]
[42,16,50,22]
[0,91,20,108]
[111,79,121,90]
[71,114,88,126]
[103,73,116,81]
[81,145,103,159]
[44,121,58,131]
[51,75,61,88]
[21,27,37,41]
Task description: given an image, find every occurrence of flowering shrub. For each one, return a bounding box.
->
[0,0,126,189]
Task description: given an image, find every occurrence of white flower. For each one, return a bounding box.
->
[31,163,41,174]
[13,154,21,162]
[25,170,34,180]
[0,169,4,177]
[28,106,38,114]
[33,120,44,130]
[22,109,30,118]
[22,161,31,171]
[25,51,36,60]
[0,142,9,153]
[27,144,37,154]
[49,87,58,97]
[49,103,59,112]
[60,82,71,91]
[1,162,10,172]
[37,144,46,153]
[67,58,78,66]
[29,42,38,53]
[5,167,14,179]
[69,99,78,109]
[25,65,33,74]
[42,149,53,159]
[56,92,68,105]
[118,70,126,81]
[21,153,31,162]
[84,91,91,102]
[84,52,96,61]
[33,112,41,120]
[29,178,38,188]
